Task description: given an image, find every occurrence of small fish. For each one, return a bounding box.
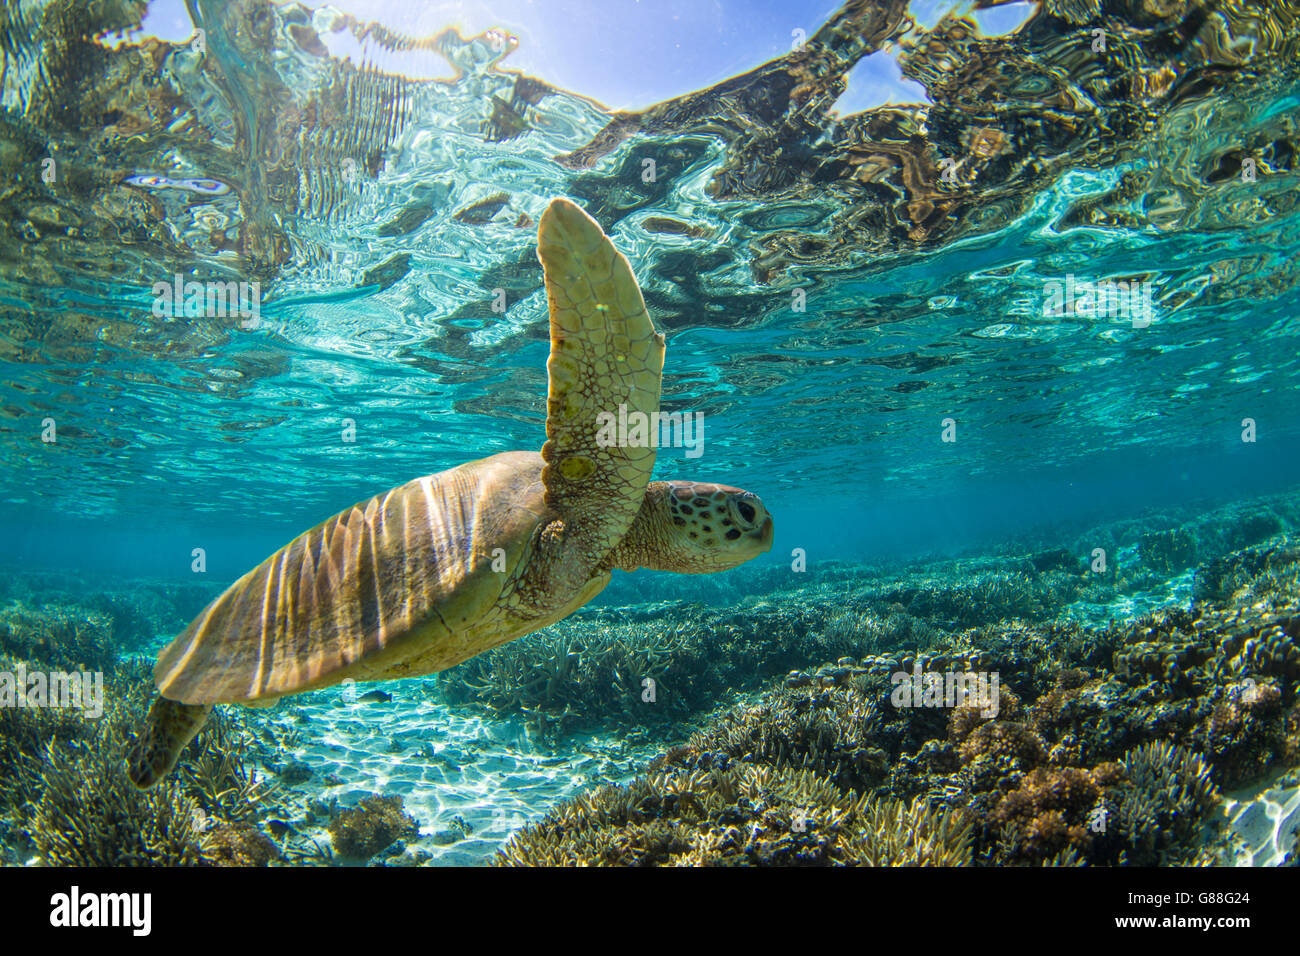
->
[286,21,327,57]
[358,689,394,703]
[266,818,296,838]
[642,216,712,239]
[124,173,230,196]
[377,199,437,237]
[453,192,509,225]
[359,253,411,291]
[511,75,550,109]
[485,96,530,143]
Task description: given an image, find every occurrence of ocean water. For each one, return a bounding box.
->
[1,0,1299,868]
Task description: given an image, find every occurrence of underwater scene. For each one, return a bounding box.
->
[1,0,1299,873]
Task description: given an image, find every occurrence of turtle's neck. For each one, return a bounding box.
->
[601,482,679,573]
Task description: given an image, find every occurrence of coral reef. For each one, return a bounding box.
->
[1139,528,1199,575]
[445,496,1300,748]
[179,710,276,824]
[29,723,206,867]
[327,796,420,859]
[0,603,120,673]
[0,581,288,866]
[0,653,93,810]
[986,766,1108,861]
[494,522,1300,866]
[500,664,1230,866]
[1101,742,1219,866]
[201,822,282,867]
[496,765,972,867]
[662,678,892,795]
[5,490,1300,866]
[441,563,1069,733]
[19,698,290,866]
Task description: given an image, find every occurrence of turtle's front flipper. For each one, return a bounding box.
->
[536,199,665,583]
[126,695,212,789]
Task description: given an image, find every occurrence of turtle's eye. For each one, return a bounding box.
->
[733,494,759,530]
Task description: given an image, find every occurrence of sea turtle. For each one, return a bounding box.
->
[127,198,774,788]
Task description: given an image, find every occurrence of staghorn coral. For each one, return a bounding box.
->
[880,570,1057,629]
[1139,528,1199,575]
[839,794,974,866]
[1091,741,1221,866]
[0,602,119,673]
[0,614,288,866]
[0,652,93,810]
[665,681,891,795]
[29,723,205,866]
[178,709,274,824]
[1122,741,1218,811]
[495,764,972,867]
[442,598,914,732]
[441,617,708,731]
[821,608,888,657]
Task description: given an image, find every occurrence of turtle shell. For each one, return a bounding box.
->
[154,450,550,704]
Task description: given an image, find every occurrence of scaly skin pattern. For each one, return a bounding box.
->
[128,199,772,789]
[126,697,213,789]
[604,481,774,574]
[536,199,665,597]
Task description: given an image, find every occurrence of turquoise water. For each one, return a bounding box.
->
[2,0,1300,867]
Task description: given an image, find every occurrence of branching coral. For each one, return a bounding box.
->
[495,764,971,867]
[178,710,273,824]
[0,603,119,673]
[956,721,1047,769]
[0,654,93,810]
[839,794,974,866]
[1089,741,1221,866]
[670,682,890,794]
[1139,528,1199,575]
[29,723,205,866]
[443,619,702,731]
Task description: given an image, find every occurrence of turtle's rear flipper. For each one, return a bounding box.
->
[126,696,212,789]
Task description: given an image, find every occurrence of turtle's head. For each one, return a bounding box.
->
[606,480,774,575]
